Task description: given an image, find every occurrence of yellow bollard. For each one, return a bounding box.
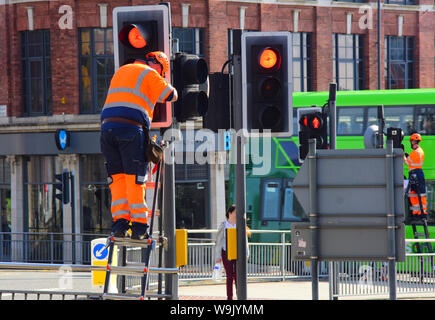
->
[226,228,237,260]
[176,229,188,267]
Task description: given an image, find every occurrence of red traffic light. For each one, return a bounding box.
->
[259,48,281,69]
[128,27,147,49]
[119,24,150,50]
[299,115,309,128]
[311,116,321,129]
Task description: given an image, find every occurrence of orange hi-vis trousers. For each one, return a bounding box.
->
[408,169,428,217]
[109,173,149,224]
[408,191,428,216]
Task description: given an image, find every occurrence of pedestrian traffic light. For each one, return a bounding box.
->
[113,5,172,128]
[241,32,292,136]
[173,52,209,122]
[298,111,328,161]
[54,171,70,205]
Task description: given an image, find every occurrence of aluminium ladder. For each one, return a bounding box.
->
[102,160,178,300]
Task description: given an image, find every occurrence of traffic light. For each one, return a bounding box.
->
[113,5,171,128]
[241,32,292,136]
[173,52,209,122]
[54,171,70,205]
[202,72,230,132]
[298,111,328,161]
[386,127,404,149]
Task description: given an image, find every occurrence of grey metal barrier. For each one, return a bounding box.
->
[334,239,435,299]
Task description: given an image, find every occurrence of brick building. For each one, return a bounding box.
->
[0,0,434,261]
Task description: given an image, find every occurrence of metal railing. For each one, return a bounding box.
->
[336,239,435,298]
[1,230,435,299]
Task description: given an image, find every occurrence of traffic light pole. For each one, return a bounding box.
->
[327,83,339,300]
[233,31,248,300]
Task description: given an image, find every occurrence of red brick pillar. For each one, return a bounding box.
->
[259,4,279,31]
[50,1,79,114]
[207,0,228,73]
[364,5,384,90]
[312,6,333,91]
[415,11,434,88]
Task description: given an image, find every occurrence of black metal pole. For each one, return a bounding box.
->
[308,139,318,300]
[378,0,381,90]
[233,29,248,300]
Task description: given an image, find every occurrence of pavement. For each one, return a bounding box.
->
[178,279,332,300]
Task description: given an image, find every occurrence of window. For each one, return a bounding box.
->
[333,34,364,91]
[0,157,11,236]
[79,28,114,114]
[21,30,52,115]
[292,33,313,92]
[337,107,365,135]
[385,36,414,89]
[23,156,63,233]
[385,0,414,5]
[80,155,111,235]
[172,27,205,56]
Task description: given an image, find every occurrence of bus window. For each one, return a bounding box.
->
[337,107,364,135]
[260,179,282,221]
[416,106,435,135]
[368,106,414,135]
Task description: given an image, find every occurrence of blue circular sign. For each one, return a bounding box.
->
[93,243,108,260]
[55,129,70,150]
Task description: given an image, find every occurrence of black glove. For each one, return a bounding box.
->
[405,153,409,158]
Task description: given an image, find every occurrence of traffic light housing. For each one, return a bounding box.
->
[241,32,292,136]
[54,171,70,205]
[386,127,404,149]
[173,52,209,122]
[298,111,328,161]
[113,5,171,128]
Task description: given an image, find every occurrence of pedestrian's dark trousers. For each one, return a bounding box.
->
[221,249,237,300]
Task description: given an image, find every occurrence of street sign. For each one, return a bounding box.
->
[291,143,405,261]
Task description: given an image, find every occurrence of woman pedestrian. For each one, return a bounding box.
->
[215,204,249,300]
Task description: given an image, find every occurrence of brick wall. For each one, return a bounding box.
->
[1,0,434,118]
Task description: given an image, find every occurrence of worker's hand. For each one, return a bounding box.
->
[405,153,409,158]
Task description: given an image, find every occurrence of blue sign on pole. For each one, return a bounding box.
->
[93,243,108,260]
[224,131,231,151]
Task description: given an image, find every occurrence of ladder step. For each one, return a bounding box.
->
[110,237,155,248]
[414,233,428,238]
[108,265,148,276]
[107,265,179,275]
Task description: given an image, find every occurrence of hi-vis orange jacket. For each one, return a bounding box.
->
[102,60,175,126]
[404,146,425,171]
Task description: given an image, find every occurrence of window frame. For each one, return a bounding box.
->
[21,30,52,116]
[79,28,114,114]
[292,32,313,92]
[384,36,415,89]
[333,33,364,91]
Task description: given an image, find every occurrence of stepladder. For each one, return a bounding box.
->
[406,174,432,253]
[102,159,178,300]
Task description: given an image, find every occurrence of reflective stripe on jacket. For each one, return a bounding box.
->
[103,61,174,127]
[405,146,425,170]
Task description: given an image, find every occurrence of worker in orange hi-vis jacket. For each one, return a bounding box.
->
[100,51,177,239]
[404,133,428,220]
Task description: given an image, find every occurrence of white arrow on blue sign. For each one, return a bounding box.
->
[93,243,109,260]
